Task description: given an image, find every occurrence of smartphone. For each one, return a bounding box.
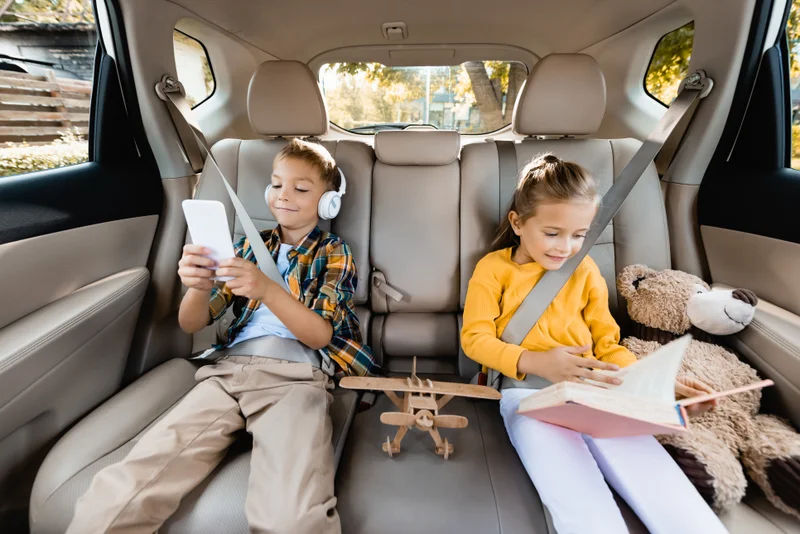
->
[182,199,236,282]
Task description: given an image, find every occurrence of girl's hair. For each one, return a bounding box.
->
[489,153,599,252]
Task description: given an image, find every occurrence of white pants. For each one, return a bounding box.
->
[500,388,728,534]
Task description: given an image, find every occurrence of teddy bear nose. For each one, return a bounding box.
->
[732,289,758,306]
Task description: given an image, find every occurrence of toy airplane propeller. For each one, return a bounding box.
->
[340,357,501,459]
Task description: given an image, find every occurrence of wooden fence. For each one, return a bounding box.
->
[0,70,91,144]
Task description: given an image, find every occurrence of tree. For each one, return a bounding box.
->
[328,61,524,133]
[788,0,800,83]
[644,21,695,104]
[1,0,94,24]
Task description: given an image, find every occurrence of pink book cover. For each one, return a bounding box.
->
[521,402,688,439]
[518,379,773,439]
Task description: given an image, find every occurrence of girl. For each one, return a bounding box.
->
[461,153,727,534]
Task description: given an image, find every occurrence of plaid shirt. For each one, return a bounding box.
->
[208,226,378,377]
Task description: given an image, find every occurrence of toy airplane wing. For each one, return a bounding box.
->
[339,376,501,400]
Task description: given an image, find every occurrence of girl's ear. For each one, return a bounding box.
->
[509,211,523,236]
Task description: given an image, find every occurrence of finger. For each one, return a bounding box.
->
[578,368,623,386]
[225,277,244,289]
[182,255,216,268]
[676,382,708,399]
[183,244,211,255]
[571,356,620,372]
[179,267,214,279]
[562,344,592,355]
[215,267,246,278]
[685,402,715,416]
[691,379,715,395]
[219,258,247,268]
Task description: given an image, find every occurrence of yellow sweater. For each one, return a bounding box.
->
[461,248,636,380]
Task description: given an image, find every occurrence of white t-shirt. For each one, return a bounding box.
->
[227,243,297,346]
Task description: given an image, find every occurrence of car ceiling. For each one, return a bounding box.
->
[167,0,677,61]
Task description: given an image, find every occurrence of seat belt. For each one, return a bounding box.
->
[497,140,518,218]
[486,70,713,390]
[155,74,289,292]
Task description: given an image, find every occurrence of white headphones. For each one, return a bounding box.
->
[265,167,347,220]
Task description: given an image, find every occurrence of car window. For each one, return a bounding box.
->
[787,0,800,169]
[319,61,528,134]
[0,0,95,178]
[173,29,215,108]
[644,22,695,106]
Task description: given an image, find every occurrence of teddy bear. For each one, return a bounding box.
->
[616,265,800,518]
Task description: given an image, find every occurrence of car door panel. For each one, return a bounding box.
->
[0,266,149,483]
[0,216,158,331]
[702,226,800,317]
[697,22,800,429]
[0,41,162,502]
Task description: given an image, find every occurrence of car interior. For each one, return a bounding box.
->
[2,0,800,532]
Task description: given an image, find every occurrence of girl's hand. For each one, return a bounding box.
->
[518,345,622,386]
[676,377,718,416]
[215,258,278,301]
[178,245,216,291]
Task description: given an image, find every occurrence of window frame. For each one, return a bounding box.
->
[643,21,695,107]
[319,61,528,136]
[172,28,216,109]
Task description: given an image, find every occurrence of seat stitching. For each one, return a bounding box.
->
[103,403,242,530]
[0,269,148,374]
[43,389,194,504]
[475,403,503,533]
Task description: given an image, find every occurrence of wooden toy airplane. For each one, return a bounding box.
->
[340,357,501,459]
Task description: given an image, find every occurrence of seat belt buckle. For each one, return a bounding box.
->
[469,372,488,386]
[358,391,377,412]
[154,74,185,101]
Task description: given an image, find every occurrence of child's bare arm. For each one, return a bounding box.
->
[179,288,213,333]
[263,288,333,349]
[177,244,214,333]
[215,258,333,349]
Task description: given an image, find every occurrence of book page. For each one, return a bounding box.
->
[589,335,691,404]
[517,381,685,428]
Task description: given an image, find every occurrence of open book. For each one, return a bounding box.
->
[516,335,773,439]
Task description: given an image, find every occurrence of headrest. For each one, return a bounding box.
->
[512,54,606,136]
[374,130,460,166]
[247,60,328,137]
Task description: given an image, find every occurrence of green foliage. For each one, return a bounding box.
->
[0,130,88,177]
[1,0,94,23]
[788,1,800,167]
[788,0,800,82]
[645,21,695,105]
[322,61,520,133]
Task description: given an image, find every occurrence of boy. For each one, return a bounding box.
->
[67,138,377,534]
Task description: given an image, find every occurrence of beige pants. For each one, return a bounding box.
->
[66,356,340,534]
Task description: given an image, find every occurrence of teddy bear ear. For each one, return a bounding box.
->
[617,264,655,300]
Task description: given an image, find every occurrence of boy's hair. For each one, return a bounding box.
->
[490,153,599,252]
[274,138,341,191]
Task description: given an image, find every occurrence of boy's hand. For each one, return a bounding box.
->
[216,258,278,302]
[178,245,216,291]
[676,377,718,416]
[518,346,622,386]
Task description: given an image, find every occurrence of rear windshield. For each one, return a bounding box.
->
[319,61,527,135]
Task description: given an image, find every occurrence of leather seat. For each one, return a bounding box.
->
[336,54,800,534]
[29,55,800,534]
[29,61,371,534]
